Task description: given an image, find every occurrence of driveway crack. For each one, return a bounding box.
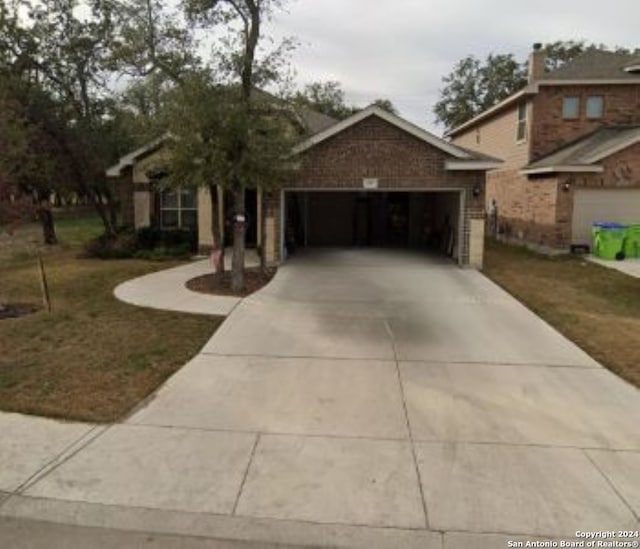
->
[384,320,431,530]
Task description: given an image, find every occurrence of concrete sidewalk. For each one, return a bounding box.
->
[114,250,260,315]
[2,249,639,548]
[588,255,640,278]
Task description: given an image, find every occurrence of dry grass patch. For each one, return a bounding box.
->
[0,217,221,422]
[483,240,640,388]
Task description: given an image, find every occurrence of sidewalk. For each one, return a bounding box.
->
[114,250,260,315]
[588,255,640,278]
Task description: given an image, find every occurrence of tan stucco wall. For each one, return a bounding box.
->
[134,191,151,228]
[452,102,531,170]
[198,187,213,249]
[468,218,485,268]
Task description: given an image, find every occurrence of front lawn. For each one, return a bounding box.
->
[483,240,640,388]
[0,215,221,422]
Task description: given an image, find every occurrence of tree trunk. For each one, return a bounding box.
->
[36,200,57,245]
[92,191,116,237]
[231,185,246,292]
[208,183,224,281]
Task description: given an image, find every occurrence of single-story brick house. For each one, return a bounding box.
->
[107,106,500,268]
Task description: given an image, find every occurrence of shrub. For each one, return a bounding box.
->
[84,227,197,260]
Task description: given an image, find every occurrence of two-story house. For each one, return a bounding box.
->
[448,46,640,251]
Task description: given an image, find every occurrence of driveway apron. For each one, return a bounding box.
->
[11,249,640,544]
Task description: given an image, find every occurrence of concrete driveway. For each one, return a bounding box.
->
[2,249,639,548]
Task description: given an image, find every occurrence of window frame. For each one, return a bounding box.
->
[516,102,527,142]
[160,186,197,230]
[562,96,580,119]
[585,95,604,119]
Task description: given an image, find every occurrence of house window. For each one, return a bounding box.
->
[161,187,197,229]
[516,103,527,141]
[586,95,604,118]
[562,96,580,119]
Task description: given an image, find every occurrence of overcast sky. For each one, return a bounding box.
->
[263,0,639,134]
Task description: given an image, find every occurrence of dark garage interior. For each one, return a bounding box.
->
[285,190,462,259]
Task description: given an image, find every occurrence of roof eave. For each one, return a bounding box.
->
[537,78,640,86]
[446,87,535,138]
[447,77,640,138]
[520,165,604,175]
[105,133,171,178]
[445,160,503,171]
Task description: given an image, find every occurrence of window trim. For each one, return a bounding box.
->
[160,187,197,229]
[585,95,604,119]
[516,102,527,142]
[562,96,580,119]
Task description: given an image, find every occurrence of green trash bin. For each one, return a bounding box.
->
[592,222,627,260]
[624,224,640,259]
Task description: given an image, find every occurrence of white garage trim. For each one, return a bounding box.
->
[571,188,640,245]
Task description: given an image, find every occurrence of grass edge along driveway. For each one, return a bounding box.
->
[484,240,640,389]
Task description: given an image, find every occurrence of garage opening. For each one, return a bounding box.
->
[284,190,462,260]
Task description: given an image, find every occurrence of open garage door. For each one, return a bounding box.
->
[284,190,463,261]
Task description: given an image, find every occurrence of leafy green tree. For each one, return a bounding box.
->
[294,81,398,119]
[369,98,398,115]
[294,81,358,119]
[434,54,526,130]
[0,0,137,237]
[180,0,297,291]
[161,72,297,279]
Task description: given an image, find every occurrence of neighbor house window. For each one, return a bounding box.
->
[586,95,604,118]
[516,103,527,141]
[161,187,197,229]
[562,96,580,119]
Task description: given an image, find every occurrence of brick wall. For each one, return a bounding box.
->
[292,116,480,191]
[487,170,568,248]
[531,84,640,161]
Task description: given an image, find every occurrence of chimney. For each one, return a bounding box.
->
[528,43,545,83]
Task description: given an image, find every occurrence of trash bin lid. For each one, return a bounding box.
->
[592,221,628,229]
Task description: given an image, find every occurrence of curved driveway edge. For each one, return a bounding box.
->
[114,259,242,316]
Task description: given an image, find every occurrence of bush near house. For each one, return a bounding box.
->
[84,227,198,260]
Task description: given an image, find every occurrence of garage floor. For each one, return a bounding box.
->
[2,249,639,547]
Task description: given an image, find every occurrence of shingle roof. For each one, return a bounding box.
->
[522,125,640,173]
[540,50,640,81]
[295,105,338,135]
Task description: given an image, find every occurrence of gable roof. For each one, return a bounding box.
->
[521,125,640,175]
[293,105,501,170]
[447,50,640,138]
[106,134,170,177]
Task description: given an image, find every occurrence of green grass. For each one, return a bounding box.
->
[483,240,640,388]
[0,214,221,422]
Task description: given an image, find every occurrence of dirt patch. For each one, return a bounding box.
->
[0,303,39,320]
[186,267,275,298]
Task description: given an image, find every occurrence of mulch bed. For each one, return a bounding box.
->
[0,303,39,320]
[186,267,275,298]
